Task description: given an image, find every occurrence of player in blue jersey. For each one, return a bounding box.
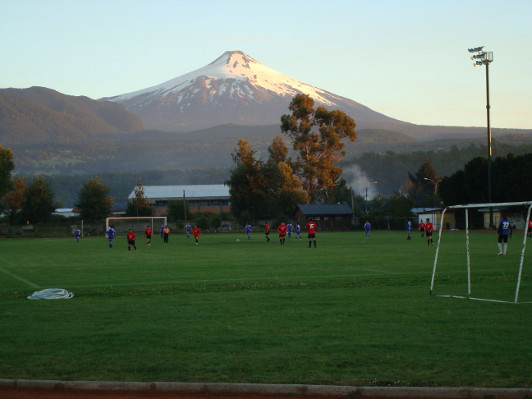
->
[406,220,412,240]
[286,223,293,239]
[364,220,371,238]
[106,225,116,249]
[74,227,81,243]
[185,223,192,238]
[295,224,301,240]
[497,215,512,256]
[245,223,252,240]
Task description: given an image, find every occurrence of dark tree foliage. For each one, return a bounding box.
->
[227,136,308,222]
[439,153,532,205]
[0,145,15,199]
[21,176,55,223]
[167,200,190,223]
[408,158,440,207]
[76,176,114,220]
[2,177,26,222]
[227,139,272,222]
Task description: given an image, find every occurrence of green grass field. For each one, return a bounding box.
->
[0,230,531,387]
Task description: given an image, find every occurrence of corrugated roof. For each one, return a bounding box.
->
[129,184,229,200]
[297,203,353,216]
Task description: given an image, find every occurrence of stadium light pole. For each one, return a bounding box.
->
[468,46,494,227]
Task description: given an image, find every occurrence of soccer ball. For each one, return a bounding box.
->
[236,238,240,242]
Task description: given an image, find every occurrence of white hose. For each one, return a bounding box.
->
[27,288,74,300]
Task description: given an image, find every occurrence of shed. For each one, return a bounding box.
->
[294,203,353,231]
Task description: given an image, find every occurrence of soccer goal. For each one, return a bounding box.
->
[105,216,167,234]
[429,201,532,304]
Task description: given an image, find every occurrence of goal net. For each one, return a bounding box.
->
[105,216,167,235]
[429,201,532,304]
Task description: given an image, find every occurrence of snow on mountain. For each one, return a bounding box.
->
[105,50,407,132]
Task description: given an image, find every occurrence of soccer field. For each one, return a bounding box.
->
[0,231,531,387]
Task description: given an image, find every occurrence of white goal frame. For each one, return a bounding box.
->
[105,216,167,234]
[429,201,532,304]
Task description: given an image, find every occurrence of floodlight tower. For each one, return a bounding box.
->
[468,46,494,227]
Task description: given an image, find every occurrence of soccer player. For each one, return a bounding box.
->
[192,225,200,246]
[74,227,81,243]
[287,223,293,239]
[364,220,371,238]
[497,215,512,255]
[425,218,434,246]
[407,220,412,240]
[106,225,116,249]
[160,223,165,239]
[127,228,137,252]
[305,218,317,248]
[185,223,192,238]
[418,220,425,237]
[528,219,532,239]
[163,225,170,243]
[265,222,270,242]
[144,225,152,246]
[245,223,252,240]
[295,224,301,240]
[277,222,287,245]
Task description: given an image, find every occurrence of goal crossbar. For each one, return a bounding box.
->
[429,201,532,304]
[106,216,167,233]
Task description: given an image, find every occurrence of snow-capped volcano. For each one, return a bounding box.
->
[105,50,406,132]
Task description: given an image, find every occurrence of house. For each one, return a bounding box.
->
[53,208,80,218]
[128,185,230,216]
[294,203,353,231]
[478,207,526,229]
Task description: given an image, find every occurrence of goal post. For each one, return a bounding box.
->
[105,216,167,235]
[429,201,532,304]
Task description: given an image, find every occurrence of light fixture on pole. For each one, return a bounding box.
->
[468,45,494,227]
[423,177,442,195]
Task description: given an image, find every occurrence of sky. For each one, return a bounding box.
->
[1,0,531,130]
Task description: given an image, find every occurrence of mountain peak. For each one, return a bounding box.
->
[105,50,403,132]
[209,50,259,69]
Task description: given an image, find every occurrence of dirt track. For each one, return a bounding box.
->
[2,380,532,399]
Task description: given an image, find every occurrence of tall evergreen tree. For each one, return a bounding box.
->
[126,178,153,216]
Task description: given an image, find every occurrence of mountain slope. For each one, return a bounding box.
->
[105,50,413,133]
[0,87,144,144]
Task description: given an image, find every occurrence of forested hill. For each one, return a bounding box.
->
[0,87,144,144]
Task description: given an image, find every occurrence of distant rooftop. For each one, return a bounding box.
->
[297,203,353,215]
[129,184,229,200]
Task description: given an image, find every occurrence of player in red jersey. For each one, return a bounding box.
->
[305,218,317,248]
[418,220,425,237]
[127,228,137,252]
[425,218,434,246]
[192,225,200,246]
[277,222,287,245]
[265,223,270,242]
[144,225,152,246]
